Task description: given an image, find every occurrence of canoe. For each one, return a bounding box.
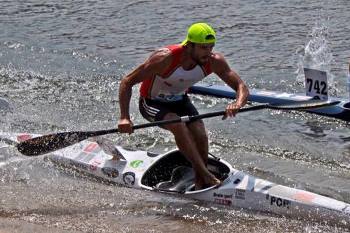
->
[189,84,350,121]
[1,132,349,225]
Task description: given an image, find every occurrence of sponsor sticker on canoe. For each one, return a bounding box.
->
[123,172,135,186]
[213,192,233,206]
[84,143,99,153]
[266,194,290,209]
[292,191,316,203]
[89,159,101,171]
[74,143,102,163]
[130,160,143,168]
[235,189,246,200]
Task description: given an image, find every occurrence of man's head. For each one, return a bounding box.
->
[182,23,216,45]
[182,23,216,65]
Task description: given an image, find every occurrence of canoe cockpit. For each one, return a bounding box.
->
[141,150,230,192]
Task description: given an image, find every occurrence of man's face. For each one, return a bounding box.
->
[189,43,214,65]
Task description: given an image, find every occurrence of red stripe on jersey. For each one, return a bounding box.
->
[203,60,212,75]
[161,45,183,78]
[140,77,154,97]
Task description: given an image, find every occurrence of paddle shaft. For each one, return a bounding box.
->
[17,100,338,156]
[15,105,266,156]
[91,105,267,135]
[60,105,267,136]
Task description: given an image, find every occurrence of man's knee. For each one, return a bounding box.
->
[162,113,188,134]
[189,120,207,138]
[166,123,188,134]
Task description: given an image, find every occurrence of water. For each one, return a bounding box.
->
[1,0,350,232]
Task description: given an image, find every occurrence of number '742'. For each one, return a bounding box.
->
[306,78,328,95]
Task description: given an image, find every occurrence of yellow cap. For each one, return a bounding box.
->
[181,23,216,45]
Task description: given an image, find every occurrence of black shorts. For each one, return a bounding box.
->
[139,95,199,122]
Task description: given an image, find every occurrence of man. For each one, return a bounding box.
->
[118,22,249,189]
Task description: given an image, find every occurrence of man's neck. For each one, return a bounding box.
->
[181,48,197,70]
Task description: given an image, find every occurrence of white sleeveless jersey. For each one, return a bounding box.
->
[149,65,207,101]
[140,44,212,102]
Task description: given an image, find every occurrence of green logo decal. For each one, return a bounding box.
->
[130,160,143,168]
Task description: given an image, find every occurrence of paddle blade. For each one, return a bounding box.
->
[17,132,89,156]
[268,99,341,110]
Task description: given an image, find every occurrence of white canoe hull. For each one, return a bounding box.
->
[1,133,350,225]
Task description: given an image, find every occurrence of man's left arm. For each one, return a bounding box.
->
[211,53,249,118]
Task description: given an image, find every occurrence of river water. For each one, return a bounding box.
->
[1,0,350,232]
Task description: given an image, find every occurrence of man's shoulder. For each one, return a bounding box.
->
[147,47,173,65]
[208,52,232,75]
[209,52,228,66]
[210,52,226,61]
[143,46,177,73]
[151,44,182,59]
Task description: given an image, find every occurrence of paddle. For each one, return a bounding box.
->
[17,99,340,156]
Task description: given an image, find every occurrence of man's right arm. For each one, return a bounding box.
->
[118,48,172,133]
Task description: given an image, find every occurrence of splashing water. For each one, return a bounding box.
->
[296,18,337,94]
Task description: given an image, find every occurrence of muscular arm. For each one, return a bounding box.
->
[118,48,172,132]
[211,53,249,116]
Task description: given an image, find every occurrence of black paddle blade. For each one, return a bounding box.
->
[268,99,341,110]
[17,132,89,156]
